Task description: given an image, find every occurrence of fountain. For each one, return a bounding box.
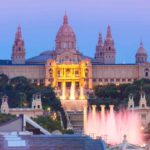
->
[70,82,75,100]
[85,105,143,145]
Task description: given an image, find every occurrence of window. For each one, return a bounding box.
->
[122,79,126,82]
[58,82,62,88]
[141,114,146,121]
[75,70,79,77]
[57,70,61,77]
[85,69,89,77]
[130,105,133,108]
[63,42,68,49]
[104,79,108,82]
[99,78,102,82]
[110,78,114,82]
[144,68,149,77]
[128,78,132,82]
[49,69,53,78]
[93,79,96,82]
[66,69,70,77]
[116,78,120,82]
[145,72,148,77]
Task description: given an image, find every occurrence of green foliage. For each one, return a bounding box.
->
[0,74,61,111]
[63,129,74,134]
[33,116,62,132]
[0,74,67,129]
[0,113,16,124]
[92,78,150,109]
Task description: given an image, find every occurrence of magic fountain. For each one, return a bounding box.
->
[83,105,143,145]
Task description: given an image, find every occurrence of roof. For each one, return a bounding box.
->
[136,41,147,55]
[27,50,54,64]
[0,60,44,66]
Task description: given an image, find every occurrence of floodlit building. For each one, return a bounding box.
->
[0,14,150,111]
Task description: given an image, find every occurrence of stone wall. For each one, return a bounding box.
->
[92,64,139,85]
[9,109,43,118]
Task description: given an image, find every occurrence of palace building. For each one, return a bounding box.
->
[0,14,150,110]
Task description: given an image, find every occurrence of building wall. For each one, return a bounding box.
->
[136,109,150,127]
[92,64,139,85]
[0,65,45,84]
[9,109,43,118]
[0,62,150,87]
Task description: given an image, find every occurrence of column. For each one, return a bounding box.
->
[100,105,106,135]
[92,105,96,118]
[83,104,87,133]
[109,105,114,113]
[70,81,75,100]
[62,82,66,100]
[80,86,85,100]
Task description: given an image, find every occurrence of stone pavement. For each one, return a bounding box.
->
[0,134,105,150]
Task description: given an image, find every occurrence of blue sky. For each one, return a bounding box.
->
[0,0,149,63]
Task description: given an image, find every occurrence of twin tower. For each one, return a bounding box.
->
[94,26,148,64]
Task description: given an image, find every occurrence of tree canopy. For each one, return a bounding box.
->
[0,74,61,112]
[90,78,150,110]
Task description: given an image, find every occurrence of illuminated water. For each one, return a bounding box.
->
[85,105,142,145]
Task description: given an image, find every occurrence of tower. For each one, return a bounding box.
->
[128,94,134,109]
[55,14,76,53]
[1,95,9,114]
[139,92,147,108]
[94,33,104,63]
[32,93,42,109]
[11,25,26,64]
[103,25,116,64]
[135,40,148,64]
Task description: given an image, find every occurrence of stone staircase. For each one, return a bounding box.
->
[66,111,83,133]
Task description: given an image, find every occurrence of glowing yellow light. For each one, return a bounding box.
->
[140,126,144,130]
[70,82,75,100]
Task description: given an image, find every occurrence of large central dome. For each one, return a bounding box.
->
[55,15,76,52]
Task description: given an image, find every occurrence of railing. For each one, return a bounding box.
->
[24,115,50,135]
[58,111,64,130]
[65,112,73,130]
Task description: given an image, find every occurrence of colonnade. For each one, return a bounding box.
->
[61,81,85,100]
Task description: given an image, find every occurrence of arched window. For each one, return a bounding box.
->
[66,69,70,77]
[85,69,89,77]
[63,42,68,49]
[144,68,149,77]
[130,105,133,108]
[57,70,61,77]
[49,69,53,78]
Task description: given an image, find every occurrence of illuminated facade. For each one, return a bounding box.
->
[0,14,150,110]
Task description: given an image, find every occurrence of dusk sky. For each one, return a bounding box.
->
[0,0,149,63]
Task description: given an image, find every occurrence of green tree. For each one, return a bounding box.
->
[33,116,62,132]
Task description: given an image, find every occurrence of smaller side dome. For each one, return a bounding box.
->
[135,40,148,64]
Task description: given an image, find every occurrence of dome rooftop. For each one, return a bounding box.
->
[55,14,76,51]
[137,41,147,54]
